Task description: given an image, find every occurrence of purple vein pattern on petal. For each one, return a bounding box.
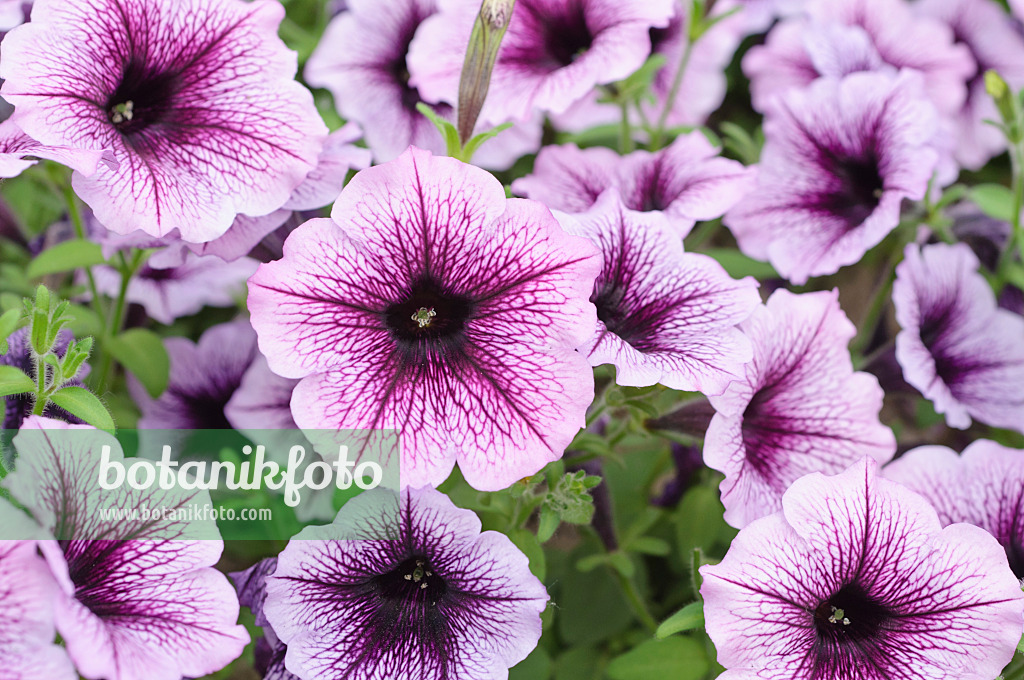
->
[893,242,1024,433]
[248,147,601,491]
[3,417,249,680]
[556,191,758,394]
[700,457,1024,679]
[0,497,76,680]
[884,440,1024,581]
[0,119,111,178]
[130,319,260,430]
[724,71,939,284]
[409,0,675,124]
[513,131,755,237]
[744,0,973,117]
[264,486,548,680]
[705,289,896,528]
[914,0,1024,170]
[0,0,326,242]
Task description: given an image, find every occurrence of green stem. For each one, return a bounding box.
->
[685,218,721,252]
[619,102,634,154]
[63,185,107,336]
[650,24,697,150]
[31,353,46,415]
[94,251,138,394]
[611,567,659,634]
[997,141,1024,289]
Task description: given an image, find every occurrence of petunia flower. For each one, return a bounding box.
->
[0,119,111,179]
[0,497,75,680]
[554,191,759,394]
[0,0,28,31]
[893,242,1024,433]
[915,0,1024,170]
[264,485,548,680]
[724,71,939,284]
[884,439,1024,581]
[700,457,1024,679]
[224,355,300,434]
[306,0,539,168]
[3,417,249,680]
[0,0,326,242]
[704,289,896,528]
[90,253,257,325]
[408,0,675,125]
[248,147,600,491]
[513,131,755,237]
[743,0,974,117]
[1,327,87,430]
[231,558,298,680]
[130,319,260,430]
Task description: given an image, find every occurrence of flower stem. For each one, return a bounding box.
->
[619,102,634,154]
[31,352,46,415]
[94,251,139,395]
[62,185,107,337]
[997,140,1024,289]
[611,567,659,634]
[650,21,697,150]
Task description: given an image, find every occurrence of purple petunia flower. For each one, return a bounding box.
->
[4,417,249,680]
[0,497,75,680]
[0,0,326,242]
[91,253,257,325]
[0,0,28,31]
[248,147,600,491]
[513,131,755,237]
[743,0,974,117]
[130,319,260,429]
[700,456,1024,678]
[264,485,548,680]
[893,242,1024,433]
[306,0,539,168]
[704,289,896,528]
[1,327,87,430]
[724,71,939,284]
[409,0,675,125]
[224,354,300,434]
[231,558,298,680]
[915,0,1024,170]
[885,440,1024,581]
[554,191,759,394]
[0,119,111,178]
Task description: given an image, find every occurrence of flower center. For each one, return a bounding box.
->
[373,555,448,608]
[542,3,593,67]
[1006,538,1024,580]
[105,58,180,135]
[813,582,892,646]
[384,277,473,349]
[821,152,884,229]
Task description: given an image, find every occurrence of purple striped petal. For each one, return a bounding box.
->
[3,417,249,680]
[701,457,1024,679]
[884,439,1024,580]
[1,0,325,242]
[705,289,896,528]
[0,498,76,680]
[556,191,758,394]
[893,242,1024,432]
[725,71,939,284]
[248,147,601,491]
[264,486,548,680]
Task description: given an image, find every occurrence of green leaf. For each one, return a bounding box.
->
[509,646,552,680]
[655,601,705,639]
[48,386,115,431]
[675,485,735,560]
[971,183,1016,222]
[416,102,462,158]
[27,241,106,279]
[461,122,514,164]
[606,637,709,680]
[703,248,778,280]
[630,536,671,556]
[537,505,560,543]
[0,308,23,354]
[0,365,35,397]
[1017,633,1024,654]
[508,528,547,581]
[607,551,635,578]
[106,328,169,398]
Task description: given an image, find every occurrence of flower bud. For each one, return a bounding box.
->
[456,0,515,144]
